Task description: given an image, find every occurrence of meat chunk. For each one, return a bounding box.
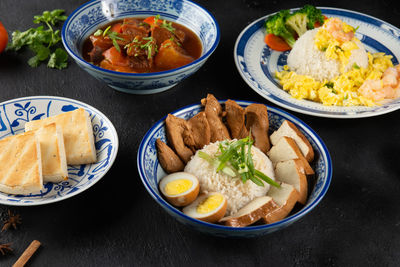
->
[225,100,249,139]
[87,45,104,64]
[89,35,113,50]
[245,104,270,154]
[156,139,184,173]
[152,26,175,48]
[201,94,230,142]
[126,36,156,71]
[187,112,211,149]
[121,18,150,38]
[165,114,196,163]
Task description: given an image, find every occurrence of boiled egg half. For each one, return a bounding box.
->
[159,172,200,207]
[182,192,227,223]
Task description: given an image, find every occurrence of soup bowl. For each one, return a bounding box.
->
[137,100,332,238]
[61,0,220,94]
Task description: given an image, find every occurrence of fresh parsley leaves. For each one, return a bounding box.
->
[8,9,68,69]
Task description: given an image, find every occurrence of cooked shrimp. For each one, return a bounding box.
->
[324,18,354,43]
[382,67,398,87]
[358,79,386,101]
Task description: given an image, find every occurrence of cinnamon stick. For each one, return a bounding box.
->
[13,240,41,267]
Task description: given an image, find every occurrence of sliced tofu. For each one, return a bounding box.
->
[0,132,43,195]
[219,196,277,227]
[34,123,68,183]
[25,108,96,165]
[264,182,299,224]
[275,159,308,204]
[267,136,314,175]
[270,120,314,162]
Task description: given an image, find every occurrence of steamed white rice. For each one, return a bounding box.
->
[287,28,368,81]
[184,141,275,216]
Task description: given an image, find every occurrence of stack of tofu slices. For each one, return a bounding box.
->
[265,120,314,223]
[0,108,97,195]
[221,120,315,227]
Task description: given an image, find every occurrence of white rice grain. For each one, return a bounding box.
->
[184,141,275,216]
[287,28,368,81]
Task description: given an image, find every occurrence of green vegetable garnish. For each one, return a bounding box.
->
[93,29,103,36]
[161,19,175,33]
[47,48,68,69]
[101,26,125,53]
[8,9,68,69]
[353,63,360,69]
[265,10,296,48]
[265,5,324,48]
[324,82,334,89]
[103,26,111,37]
[199,135,280,188]
[297,4,325,30]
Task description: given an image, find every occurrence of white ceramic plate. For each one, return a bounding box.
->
[234,7,400,118]
[0,96,118,206]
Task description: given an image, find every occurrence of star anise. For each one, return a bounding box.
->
[1,210,22,232]
[0,243,13,255]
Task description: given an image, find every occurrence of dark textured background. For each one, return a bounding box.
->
[1,0,400,266]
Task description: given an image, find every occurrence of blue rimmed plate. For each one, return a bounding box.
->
[234,7,400,118]
[137,100,332,237]
[0,96,118,206]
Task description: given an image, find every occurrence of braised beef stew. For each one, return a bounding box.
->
[82,16,202,73]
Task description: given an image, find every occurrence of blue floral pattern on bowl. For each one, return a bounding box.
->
[0,96,119,206]
[137,100,332,237]
[234,7,400,118]
[61,0,220,94]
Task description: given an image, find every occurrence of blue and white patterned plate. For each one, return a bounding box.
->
[138,100,332,237]
[0,96,118,206]
[234,7,400,118]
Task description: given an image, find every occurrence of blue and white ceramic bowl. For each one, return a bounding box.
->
[137,100,332,238]
[62,0,220,94]
[0,96,118,206]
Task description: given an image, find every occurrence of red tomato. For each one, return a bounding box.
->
[0,21,8,53]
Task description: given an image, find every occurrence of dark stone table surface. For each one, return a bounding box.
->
[0,0,399,266]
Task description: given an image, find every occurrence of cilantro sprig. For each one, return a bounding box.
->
[8,9,68,69]
[198,135,280,188]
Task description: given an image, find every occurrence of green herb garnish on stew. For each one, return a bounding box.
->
[198,135,280,188]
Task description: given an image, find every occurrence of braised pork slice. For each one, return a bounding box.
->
[187,112,211,149]
[245,104,270,154]
[225,100,249,139]
[156,139,184,173]
[165,114,195,163]
[201,94,230,142]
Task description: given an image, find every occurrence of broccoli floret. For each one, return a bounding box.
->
[265,10,296,48]
[298,4,325,29]
[285,12,308,37]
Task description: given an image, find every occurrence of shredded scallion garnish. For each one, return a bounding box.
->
[198,135,280,188]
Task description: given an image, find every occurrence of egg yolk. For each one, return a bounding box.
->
[164,179,193,196]
[196,194,224,214]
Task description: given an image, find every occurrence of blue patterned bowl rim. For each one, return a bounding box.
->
[0,96,119,206]
[61,0,220,77]
[137,100,332,232]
